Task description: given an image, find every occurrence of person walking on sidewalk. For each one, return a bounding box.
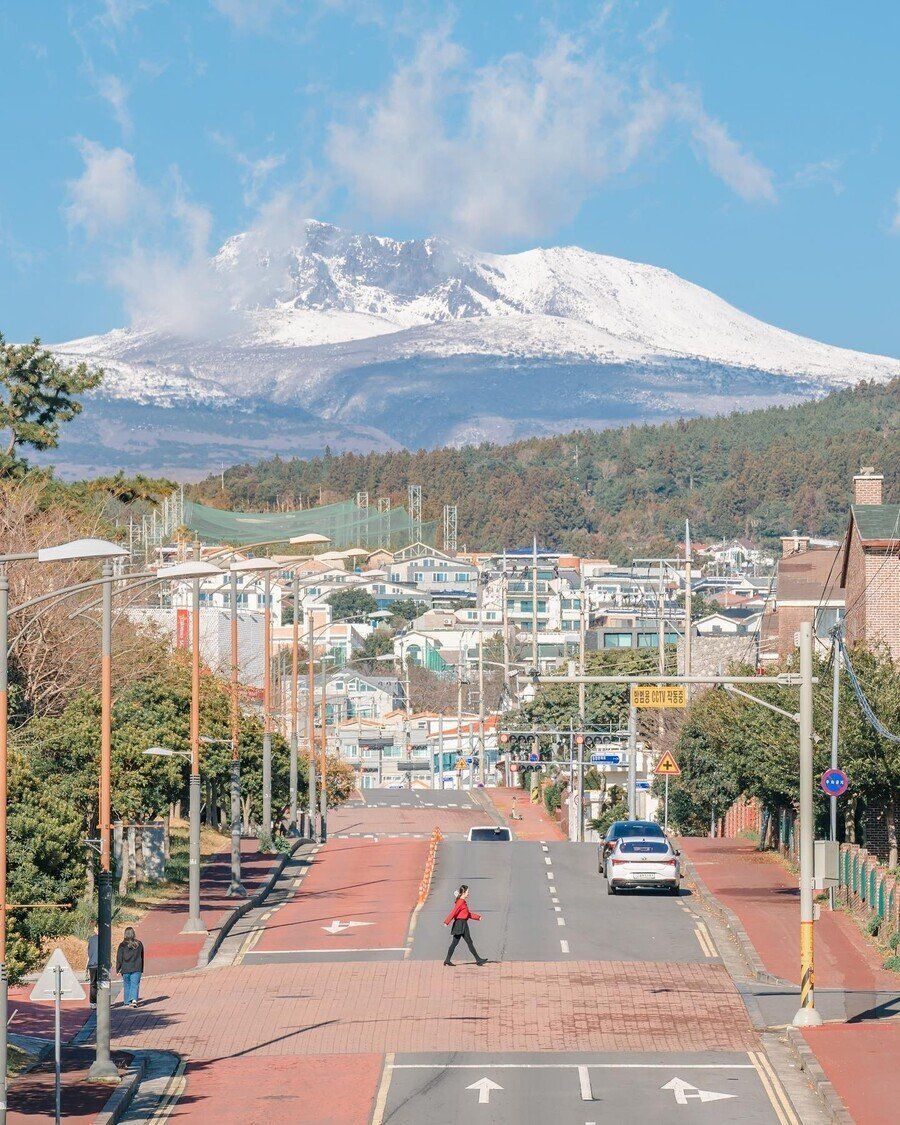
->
[443,885,486,966]
[87,931,98,1009]
[116,926,145,1007]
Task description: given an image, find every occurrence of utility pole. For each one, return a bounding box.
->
[307,616,317,839]
[261,571,272,847]
[531,536,539,673]
[477,566,486,784]
[684,520,692,684]
[830,633,841,843]
[794,620,822,1026]
[501,552,510,685]
[228,571,245,895]
[577,587,587,842]
[320,667,328,841]
[289,571,300,835]
[438,714,445,791]
[627,703,637,820]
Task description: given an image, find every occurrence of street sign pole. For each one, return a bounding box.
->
[627,705,637,819]
[664,774,669,834]
[53,965,61,1125]
[794,621,822,1027]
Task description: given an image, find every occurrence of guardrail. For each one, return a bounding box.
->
[418,827,443,905]
[838,842,898,941]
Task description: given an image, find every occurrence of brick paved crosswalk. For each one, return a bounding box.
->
[110,960,756,1061]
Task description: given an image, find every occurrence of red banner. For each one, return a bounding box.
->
[176,608,189,649]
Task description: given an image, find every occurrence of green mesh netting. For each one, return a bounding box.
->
[182,498,437,550]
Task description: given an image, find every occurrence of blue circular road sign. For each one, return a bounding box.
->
[528,752,539,762]
[820,768,849,797]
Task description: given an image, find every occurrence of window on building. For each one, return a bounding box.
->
[604,633,633,648]
[815,606,844,639]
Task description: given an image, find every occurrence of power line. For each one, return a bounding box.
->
[838,633,900,745]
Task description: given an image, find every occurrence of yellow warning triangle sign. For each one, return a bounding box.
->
[654,750,681,777]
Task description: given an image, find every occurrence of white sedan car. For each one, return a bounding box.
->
[605,837,680,894]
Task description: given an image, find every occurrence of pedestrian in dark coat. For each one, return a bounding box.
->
[87,932,98,1008]
[116,926,145,1007]
[443,884,486,966]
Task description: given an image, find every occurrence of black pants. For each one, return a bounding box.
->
[445,922,481,963]
[88,968,98,1005]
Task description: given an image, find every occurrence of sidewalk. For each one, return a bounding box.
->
[5,837,289,1123]
[7,1046,131,1123]
[681,835,900,1125]
[486,787,567,841]
[138,836,279,974]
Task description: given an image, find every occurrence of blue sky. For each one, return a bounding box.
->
[1,0,897,355]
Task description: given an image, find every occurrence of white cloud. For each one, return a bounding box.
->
[98,0,154,34]
[209,131,286,203]
[65,139,150,238]
[891,189,900,235]
[677,91,777,204]
[327,28,776,246]
[792,158,844,196]
[94,72,133,135]
[210,0,293,33]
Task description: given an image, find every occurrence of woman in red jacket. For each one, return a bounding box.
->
[443,884,486,966]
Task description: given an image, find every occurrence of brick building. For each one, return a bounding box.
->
[759,532,844,660]
[839,468,900,661]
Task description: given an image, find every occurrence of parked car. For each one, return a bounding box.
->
[605,837,680,894]
[598,820,666,872]
[467,826,512,842]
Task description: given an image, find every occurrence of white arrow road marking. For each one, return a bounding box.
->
[661,1077,737,1105]
[466,1077,503,1105]
[322,920,375,935]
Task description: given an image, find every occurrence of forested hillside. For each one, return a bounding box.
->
[193,379,898,559]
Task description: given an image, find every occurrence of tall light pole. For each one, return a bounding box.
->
[794,620,823,1026]
[307,615,317,838]
[477,566,486,785]
[229,558,282,848]
[289,571,300,835]
[227,571,245,896]
[0,539,130,1098]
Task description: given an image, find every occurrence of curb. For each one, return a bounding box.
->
[681,853,785,985]
[783,1028,854,1125]
[197,838,310,969]
[93,1054,145,1125]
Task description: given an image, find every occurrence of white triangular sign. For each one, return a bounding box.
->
[30,948,86,1002]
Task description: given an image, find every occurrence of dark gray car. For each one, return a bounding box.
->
[598,820,666,872]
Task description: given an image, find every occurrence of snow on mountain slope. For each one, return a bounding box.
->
[45,220,898,476]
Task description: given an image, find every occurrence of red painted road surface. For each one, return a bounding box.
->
[680,837,899,989]
[681,835,900,1124]
[803,1024,900,1125]
[253,838,428,953]
[8,1047,130,1123]
[172,1055,383,1125]
[486,787,567,841]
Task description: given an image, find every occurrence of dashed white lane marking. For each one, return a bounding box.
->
[557,917,566,927]
[544,857,552,865]
[546,872,553,880]
[551,897,559,904]
[554,906,562,913]
[549,885,556,893]
[560,940,570,954]
[541,844,549,852]
[578,1065,593,1101]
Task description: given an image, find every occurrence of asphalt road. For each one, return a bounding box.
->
[352,788,483,809]
[379,1051,787,1125]
[411,839,712,963]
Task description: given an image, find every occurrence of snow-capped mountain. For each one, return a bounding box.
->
[47,221,899,477]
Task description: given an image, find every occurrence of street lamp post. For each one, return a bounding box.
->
[307,615,317,838]
[227,572,245,896]
[0,538,130,1099]
[1,540,131,1090]
[289,572,300,835]
[181,576,206,934]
